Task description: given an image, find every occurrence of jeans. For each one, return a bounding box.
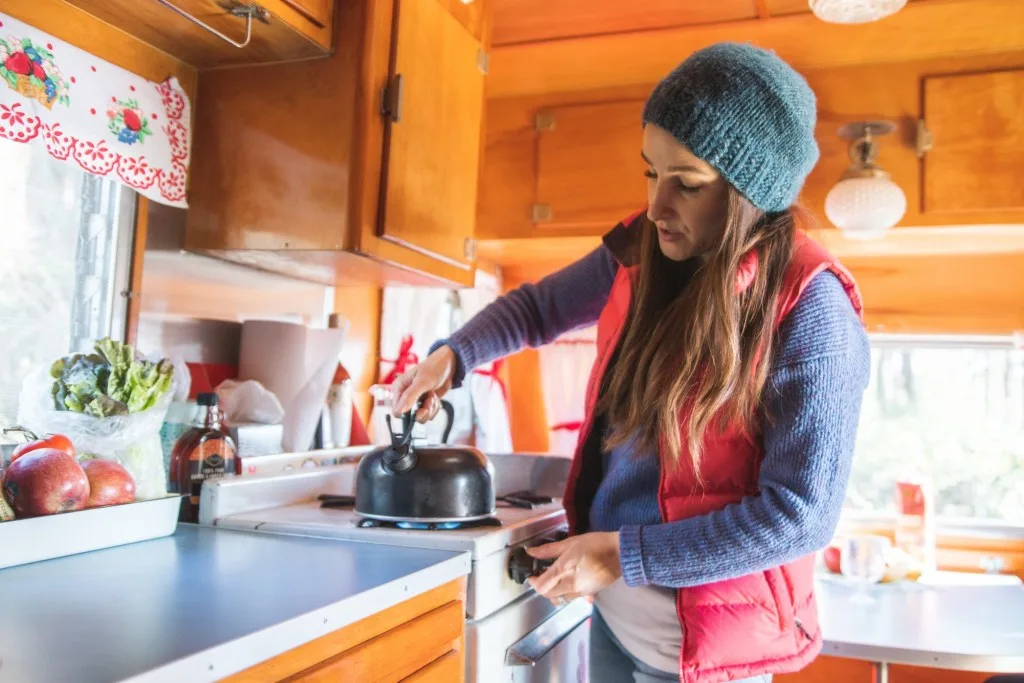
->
[589,608,773,683]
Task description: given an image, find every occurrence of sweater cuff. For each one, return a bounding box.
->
[428,339,469,389]
[618,525,650,587]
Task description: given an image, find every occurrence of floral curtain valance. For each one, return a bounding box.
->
[0,12,191,208]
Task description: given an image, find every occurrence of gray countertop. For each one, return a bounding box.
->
[817,573,1024,671]
[0,524,470,683]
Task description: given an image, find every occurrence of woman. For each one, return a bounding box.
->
[392,42,870,683]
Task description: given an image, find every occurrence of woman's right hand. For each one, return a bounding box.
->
[391,345,458,422]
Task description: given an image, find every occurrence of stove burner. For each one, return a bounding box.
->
[356,517,503,531]
[496,491,554,509]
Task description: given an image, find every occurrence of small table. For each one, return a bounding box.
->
[817,572,1024,682]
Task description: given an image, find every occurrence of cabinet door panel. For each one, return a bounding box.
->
[379,0,485,268]
[535,100,647,230]
[280,0,333,28]
[923,68,1024,213]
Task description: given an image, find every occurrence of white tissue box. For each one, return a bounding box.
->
[227,423,284,458]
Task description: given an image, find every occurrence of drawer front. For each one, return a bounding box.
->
[402,651,464,683]
[291,601,464,682]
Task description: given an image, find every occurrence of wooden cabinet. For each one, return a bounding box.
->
[185,0,490,287]
[224,579,466,682]
[922,68,1024,214]
[63,0,334,68]
[534,100,646,230]
[379,0,486,267]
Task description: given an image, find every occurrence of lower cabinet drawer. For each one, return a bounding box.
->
[402,650,463,683]
[291,601,463,682]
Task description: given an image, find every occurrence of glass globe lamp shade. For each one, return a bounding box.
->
[824,176,907,239]
[810,0,908,24]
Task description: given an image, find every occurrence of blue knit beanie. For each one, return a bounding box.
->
[642,42,818,213]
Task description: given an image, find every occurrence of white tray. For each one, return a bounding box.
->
[0,494,182,570]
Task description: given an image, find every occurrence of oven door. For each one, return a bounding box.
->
[466,590,592,683]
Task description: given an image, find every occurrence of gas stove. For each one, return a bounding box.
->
[200,456,590,683]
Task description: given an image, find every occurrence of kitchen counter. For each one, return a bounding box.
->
[0,524,470,683]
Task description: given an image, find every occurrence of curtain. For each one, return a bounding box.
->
[539,328,597,455]
[0,12,191,208]
[377,269,512,452]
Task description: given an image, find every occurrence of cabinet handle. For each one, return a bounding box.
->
[381,74,404,123]
[152,0,270,49]
[464,238,478,261]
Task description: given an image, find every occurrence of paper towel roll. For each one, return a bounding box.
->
[238,320,346,452]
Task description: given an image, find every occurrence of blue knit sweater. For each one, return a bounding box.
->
[434,245,869,588]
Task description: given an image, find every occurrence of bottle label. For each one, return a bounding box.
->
[186,439,233,506]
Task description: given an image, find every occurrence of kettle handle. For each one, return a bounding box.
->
[439,400,455,444]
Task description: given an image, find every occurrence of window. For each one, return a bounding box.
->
[0,137,135,425]
[846,334,1024,525]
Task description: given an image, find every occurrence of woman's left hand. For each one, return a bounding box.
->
[526,531,622,605]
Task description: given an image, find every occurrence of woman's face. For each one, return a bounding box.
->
[642,124,729,262]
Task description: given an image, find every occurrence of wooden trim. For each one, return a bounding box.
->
[223,579,466,682]
[486,0,1024,98]
[2,0,196,96]
[123,197,150,346]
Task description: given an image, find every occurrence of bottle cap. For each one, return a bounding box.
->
[197,392,219,406]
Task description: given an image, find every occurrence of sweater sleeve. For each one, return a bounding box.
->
[430,246,619,386]
[617,271,871,589]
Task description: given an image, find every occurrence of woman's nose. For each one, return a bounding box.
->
[647,185,672,225]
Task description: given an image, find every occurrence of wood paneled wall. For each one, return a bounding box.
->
[334,286,382,420]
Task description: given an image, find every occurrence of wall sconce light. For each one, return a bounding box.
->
[809,0,907,24]
[824,120,907,239]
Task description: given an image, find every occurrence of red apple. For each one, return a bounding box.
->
[2,448,89,518]
[31,61,45,81]
[122,109,142,132]
[823,545,841,574]
[4,52,32,76]
[12,434,75,463]
[81,459,135,508]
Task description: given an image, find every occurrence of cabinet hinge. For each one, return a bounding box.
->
[915,119,933,158]
[380,73,404,123]
[535,112,555,132]
[477,49,490,75]
[464,237,478,261]
[532,204,552,223]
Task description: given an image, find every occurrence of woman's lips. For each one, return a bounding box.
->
[657,227,685,243]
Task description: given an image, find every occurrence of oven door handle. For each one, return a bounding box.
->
[505,598,593,667]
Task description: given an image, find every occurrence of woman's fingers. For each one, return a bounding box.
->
[528,560,576,596]
[415,392,440,423]
[394,373,432,417]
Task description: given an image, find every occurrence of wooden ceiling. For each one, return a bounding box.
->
[491,0,935,47]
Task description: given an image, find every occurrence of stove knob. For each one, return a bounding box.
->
[508,546,554,585]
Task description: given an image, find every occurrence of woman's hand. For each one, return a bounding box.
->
[391,346,457,422]
[526,532,622,605]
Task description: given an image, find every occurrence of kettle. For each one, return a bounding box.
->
[354,401,496,523]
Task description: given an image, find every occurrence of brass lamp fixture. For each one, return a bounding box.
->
[824,120,907,239]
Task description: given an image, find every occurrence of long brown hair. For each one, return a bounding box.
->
[599,185,799,477]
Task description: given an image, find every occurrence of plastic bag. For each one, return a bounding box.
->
[17,364,174,500]
[216,379,285,425]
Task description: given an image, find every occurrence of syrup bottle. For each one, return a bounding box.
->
[169,392,237,523]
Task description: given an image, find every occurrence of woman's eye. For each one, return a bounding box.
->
[676,180,700,195]
[644,170,657,180]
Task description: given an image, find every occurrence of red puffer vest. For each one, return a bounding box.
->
[563,210,863,683]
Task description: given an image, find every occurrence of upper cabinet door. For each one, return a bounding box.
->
[534,100,647,231]
[378,0,486,268]
[279,0,334,28]
[923,68,1024,214]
